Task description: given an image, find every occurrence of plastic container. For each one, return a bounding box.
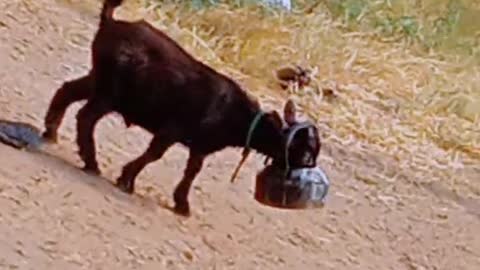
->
[0,120,43,150]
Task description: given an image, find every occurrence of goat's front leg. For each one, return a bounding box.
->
[116,135,174,194]
[43,74,94,143]
[173,151,206,217]
[75,98,111,175]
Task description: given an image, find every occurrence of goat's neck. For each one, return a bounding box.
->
[224,92,283,159]
[241,111,283,160]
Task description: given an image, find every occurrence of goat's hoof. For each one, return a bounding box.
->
[82,165,100,176]
[42,130,57,143]
[116,179,134,194]
[173,202,191,217]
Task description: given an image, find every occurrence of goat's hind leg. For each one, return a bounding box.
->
[75,97,111,175]
[43,74,94,143]
[173,151,206,217]
[116,135,174,194]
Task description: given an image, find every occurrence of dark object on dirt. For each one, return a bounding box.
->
[42,0,321,217]
[0,120,44,150]
[276,65,312,90]
[322,88,336,99]
[255,121,329,209]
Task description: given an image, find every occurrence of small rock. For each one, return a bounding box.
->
[437,213,448,220]
[15,248,26,257]
[63,191,73,199]
[182,250,194,262]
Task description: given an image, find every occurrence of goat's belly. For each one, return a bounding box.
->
[113,108,158,133]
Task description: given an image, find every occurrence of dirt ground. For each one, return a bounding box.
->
[0,0,479,269]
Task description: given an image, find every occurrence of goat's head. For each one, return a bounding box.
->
[281,99,320,169]
[230,97,321,184]
[254,99,321,170]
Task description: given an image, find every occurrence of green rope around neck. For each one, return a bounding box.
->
[243,111,265,154]
[230,111,266,183]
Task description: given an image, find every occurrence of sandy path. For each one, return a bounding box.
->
[0,0,479,269]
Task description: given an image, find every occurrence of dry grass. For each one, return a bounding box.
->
[116,0,480,197]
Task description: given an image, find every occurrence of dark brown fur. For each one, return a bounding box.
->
[42,0,320,216]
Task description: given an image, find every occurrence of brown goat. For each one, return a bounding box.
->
[42,0,321,216]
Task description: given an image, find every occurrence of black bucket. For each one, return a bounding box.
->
[254,164,330,209]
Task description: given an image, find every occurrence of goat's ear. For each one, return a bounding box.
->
[268,110,284,130]
[283,99,297,125]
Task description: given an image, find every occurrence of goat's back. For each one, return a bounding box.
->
[91,19,256,150]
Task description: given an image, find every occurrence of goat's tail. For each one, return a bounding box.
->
[100,0,125,26]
